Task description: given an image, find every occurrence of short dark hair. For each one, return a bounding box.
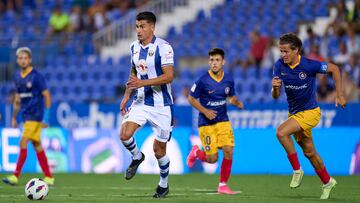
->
[136,11,156,24]
[279,33,302,51]
[208,48,225,59]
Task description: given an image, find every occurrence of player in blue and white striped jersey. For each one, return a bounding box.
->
[119,11,174,198]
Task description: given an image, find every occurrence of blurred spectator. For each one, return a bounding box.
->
[88,0,107,31]
[69,5,84,32]
[342,70,359,101]
[317,75,335,103]
[307,44,326,62]
[0,0,23,13]
[344,54,360,86]
[47,6,70,35]
[248,30,269,69]
[261,39,280,69]
[333,41,350,66]
[346,25,360,55]
[175,86,190,106]
[303,27,322,55]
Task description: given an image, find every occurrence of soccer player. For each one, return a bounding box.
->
[272,33,346,199]
[2,47,54,186]
[186,48,244,194]
[119,11,174,198]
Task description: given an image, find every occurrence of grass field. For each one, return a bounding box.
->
[1,173,359,203]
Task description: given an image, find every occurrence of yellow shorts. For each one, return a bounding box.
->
[22,121,43,142]
[288,107,321,141]
[198,121,234,155]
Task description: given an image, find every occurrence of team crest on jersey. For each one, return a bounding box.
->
[26,82,32,88]
[137,59,148,75]
[148,50,154,57]
[299,72,307,79]
[205,146,211,151]
[225,87,230,95]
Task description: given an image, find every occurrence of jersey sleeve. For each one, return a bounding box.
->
[130,44,135,68]
[190,79,202,99]
[35,73,47,92]
[159,43,174,67]
[272,60,282,79]
[309,60,328,74]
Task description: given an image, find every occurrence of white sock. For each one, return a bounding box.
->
[122,137,142,160]
[157,155,170,188]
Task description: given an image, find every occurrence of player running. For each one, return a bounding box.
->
[272,33,346,199]
[186,48,244,195]
[119,11,174,198]
[2,47,54,186]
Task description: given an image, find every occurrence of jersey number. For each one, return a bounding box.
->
[205,136,211,145]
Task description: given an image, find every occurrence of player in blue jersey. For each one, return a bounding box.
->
[2,47,54,186]
[119,12,174,198]
[186,48,244,194]
[272,33,346,199]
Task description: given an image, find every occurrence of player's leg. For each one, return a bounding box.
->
[121,121,144,180]
[2,136,30,185]
[297,135,337,199]
[153,139,170,198]
[276,118,304,188]
[187,125,218,167]
[217,122,238,194]
[121,104,147,180]
[32,140,54,185]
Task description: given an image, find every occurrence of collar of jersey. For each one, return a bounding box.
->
[288,55,301,69]
[20,67,33,78]
[208,70,224,82]
[139,35,157,49]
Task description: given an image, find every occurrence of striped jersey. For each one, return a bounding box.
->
[273,56,328,114]
[130,36,174,107]
[13,68,47,122]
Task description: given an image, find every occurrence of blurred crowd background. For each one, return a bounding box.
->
[0,0,359,106]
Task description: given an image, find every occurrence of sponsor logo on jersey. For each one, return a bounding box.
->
[225,87,230,95]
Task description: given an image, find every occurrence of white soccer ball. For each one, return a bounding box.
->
[24,178,49,200]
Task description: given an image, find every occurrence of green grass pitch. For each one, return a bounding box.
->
[1,174,359,203]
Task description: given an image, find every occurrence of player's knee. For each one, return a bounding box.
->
[206,155,218,163]
[19,138,29,148]
[303,150,316,159]
[276,128,287,139]
[154,147,166,159]
[120,129,133,141]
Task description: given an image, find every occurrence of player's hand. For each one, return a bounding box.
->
[237,101,244,109]
[272,76,282,88]
[11,117,18,128]
[204,109,217,120]
[335,95,346,109]
[41,123,49,128]
[120,98,130,116]
[127,75,144,90]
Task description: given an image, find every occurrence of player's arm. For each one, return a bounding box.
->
[127,65,174,89]
[227,95,244,109]
[42,89,51,127]
[188,95,217,120]
[120,67,137,114]
[272,77,282,99]
[11,94,21,128]
[326,63,346,108]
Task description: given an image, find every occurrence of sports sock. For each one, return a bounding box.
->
[157,155,170,188]
[122,137,142,160]
[36,150,52,177]
[287,152,301,171]
[220,158,232,183]
[315,167,331,184]
[14,148,28,177]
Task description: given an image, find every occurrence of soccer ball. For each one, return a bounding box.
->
[25,178,49,200]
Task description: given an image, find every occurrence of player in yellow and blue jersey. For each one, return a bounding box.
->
[186,48,244,195]
[272,33,346,199]
[2,47,54,186]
